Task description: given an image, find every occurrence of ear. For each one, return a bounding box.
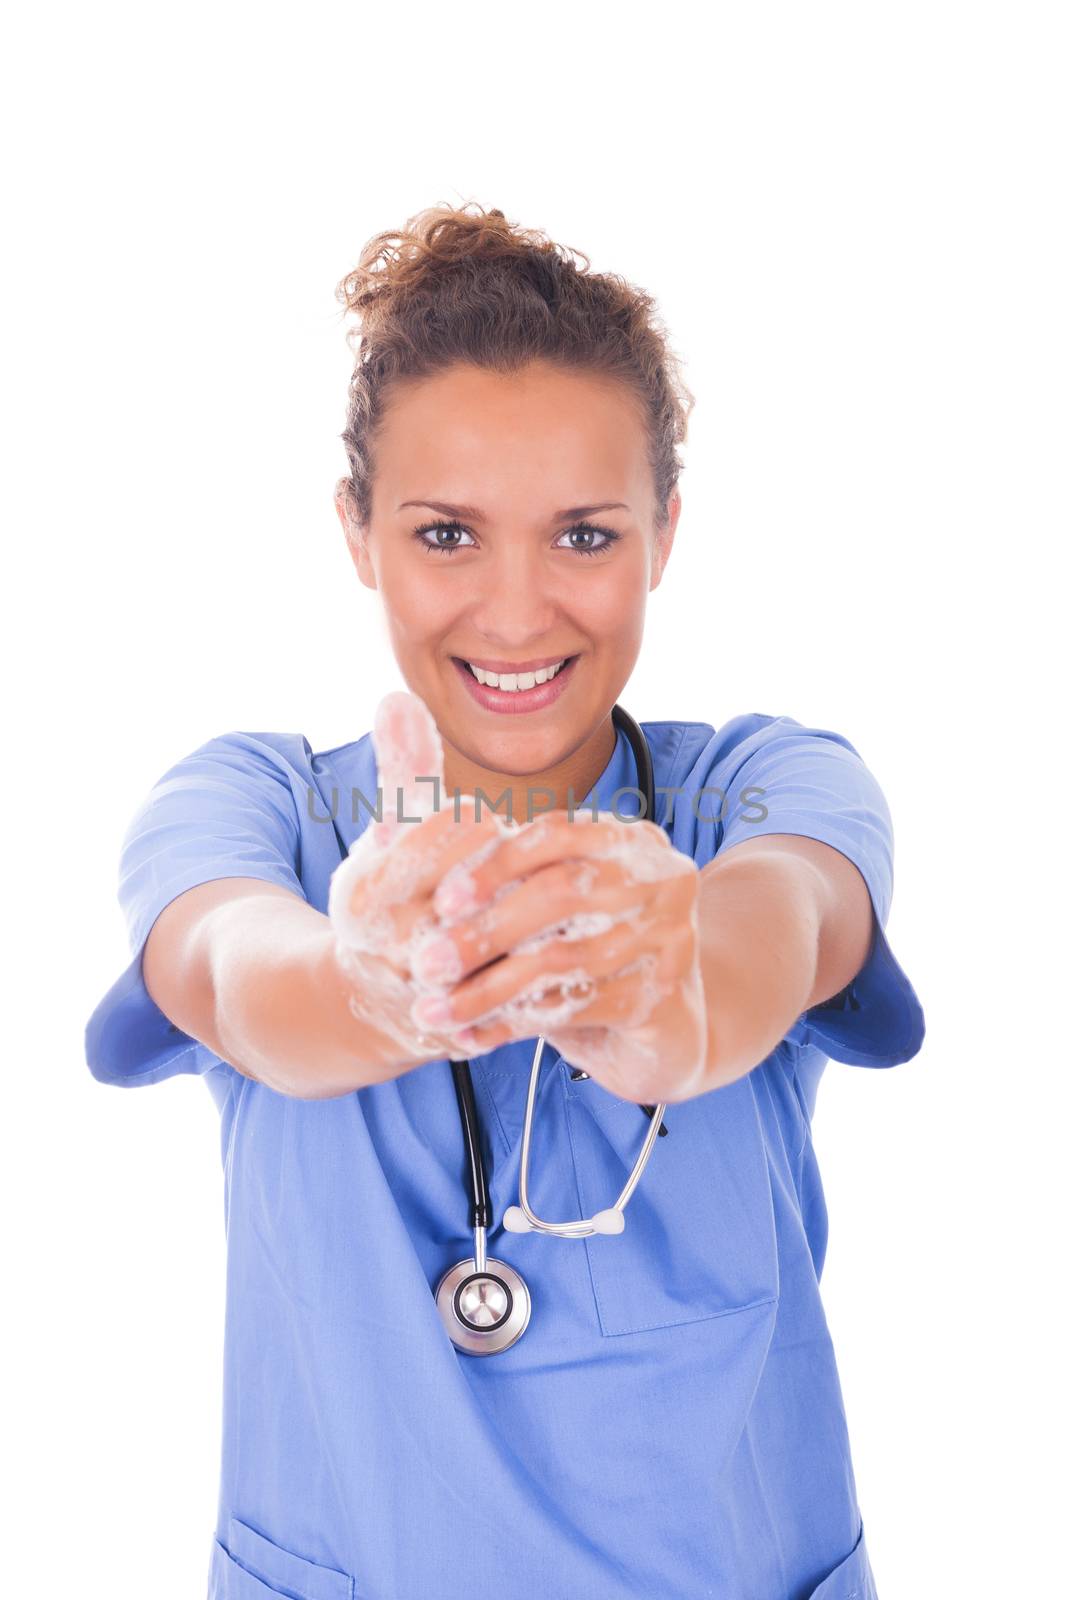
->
[649,489,681,591]
[335,481,378,591]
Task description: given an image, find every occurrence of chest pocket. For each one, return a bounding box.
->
[563,1067,780,1336]
[211,1516,355,1598]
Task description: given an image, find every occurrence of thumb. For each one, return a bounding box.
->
[372,690,446,844]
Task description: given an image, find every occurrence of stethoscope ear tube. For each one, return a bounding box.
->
[502,1034,667,1238]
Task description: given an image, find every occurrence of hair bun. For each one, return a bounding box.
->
[334,199,693,534]
[335,201,587,329]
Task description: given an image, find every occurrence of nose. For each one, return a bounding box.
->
[466,542,565,646]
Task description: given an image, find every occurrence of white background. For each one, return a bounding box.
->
[4,3,1063,1595]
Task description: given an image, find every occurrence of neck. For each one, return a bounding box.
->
[441,715,618,827]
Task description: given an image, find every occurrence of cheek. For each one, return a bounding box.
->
[584,573,647,649]
[380,563,460,645]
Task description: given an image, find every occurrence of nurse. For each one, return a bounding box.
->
[85,201,925,1599]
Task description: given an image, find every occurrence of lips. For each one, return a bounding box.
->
[452,653,579,714]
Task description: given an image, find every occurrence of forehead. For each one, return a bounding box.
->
[373,361,652,515]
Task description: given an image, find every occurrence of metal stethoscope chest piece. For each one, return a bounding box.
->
[433,704,668,1358]
[434,1059,533,1357]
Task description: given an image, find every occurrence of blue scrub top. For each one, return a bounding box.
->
[85,712,925,1600]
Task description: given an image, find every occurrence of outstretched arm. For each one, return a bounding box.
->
[696,832,874,1089]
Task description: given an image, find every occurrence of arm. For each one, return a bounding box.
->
[142,877,410,1099]
[697,833,874,1090]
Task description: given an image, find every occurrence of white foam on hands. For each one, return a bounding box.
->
[327,692,702,1094]
[327,692,475,1061]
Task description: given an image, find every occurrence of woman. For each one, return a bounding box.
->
[85,202,925,1600]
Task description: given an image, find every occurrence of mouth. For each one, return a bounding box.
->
[451,653,580,713]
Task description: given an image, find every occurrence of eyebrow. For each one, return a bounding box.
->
[396,498,631,521]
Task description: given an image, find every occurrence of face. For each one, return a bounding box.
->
[335,359,680,813]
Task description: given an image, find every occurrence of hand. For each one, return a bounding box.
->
[327,691,518,1068]
[408,807,711,1104]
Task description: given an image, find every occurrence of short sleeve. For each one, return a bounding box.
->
[85,732,305,1087]
[716,717,926,1068]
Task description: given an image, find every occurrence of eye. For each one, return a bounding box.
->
[556,521,620,557]
[412,520,477,556]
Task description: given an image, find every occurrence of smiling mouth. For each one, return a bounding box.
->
[454,655,578,692]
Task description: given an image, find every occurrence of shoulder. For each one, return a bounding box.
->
[143,728,376,800]
[648,712,879,864]
[644,712,831,800]
[177,728,316,773]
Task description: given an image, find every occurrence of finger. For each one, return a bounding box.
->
[419,907,668,1032]
[411,856,650,985]
[434,811,686,920]
[462,893,700,1035]
[443,955,664,1055]
[372,688,511,884]
[369,690,518,903]
[421,848,699,988]
[372,690,446,838]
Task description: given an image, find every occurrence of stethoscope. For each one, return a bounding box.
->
[434,705,669,1357]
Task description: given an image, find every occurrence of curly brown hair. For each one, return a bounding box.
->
[334,200,695,535]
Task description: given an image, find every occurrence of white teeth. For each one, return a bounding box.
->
[467,658,568,690]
